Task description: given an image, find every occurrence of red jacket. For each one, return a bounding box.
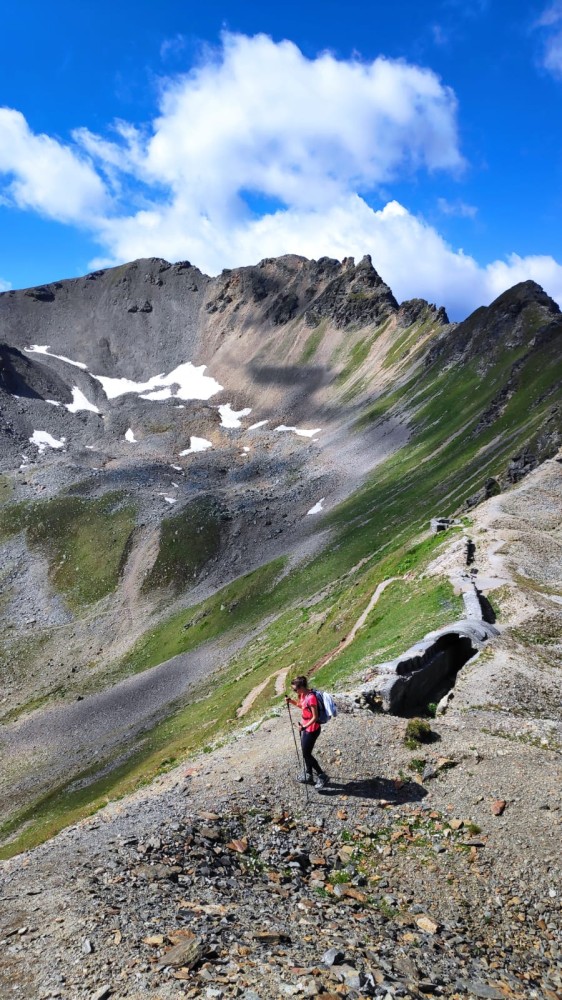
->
[299,690,320,732]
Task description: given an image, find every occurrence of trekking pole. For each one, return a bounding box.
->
[286,699,310,805]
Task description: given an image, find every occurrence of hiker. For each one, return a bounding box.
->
[286,675,328,788]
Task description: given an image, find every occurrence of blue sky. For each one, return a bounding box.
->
[1,0,562,318]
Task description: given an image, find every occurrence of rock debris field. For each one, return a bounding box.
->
[1,708,560,1000]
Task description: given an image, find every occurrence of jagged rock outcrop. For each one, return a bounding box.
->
[204,253,399,331]
[0,254,402,363]
[397,298,449,328]
[0,343,72,402]
[303,254,398,328]
[0,252,447,465]
[427,279,561,367]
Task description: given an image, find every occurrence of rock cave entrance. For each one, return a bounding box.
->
[390,631,479,716]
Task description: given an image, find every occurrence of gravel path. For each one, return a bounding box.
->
[310,577,403,677]
[238,578,402,718]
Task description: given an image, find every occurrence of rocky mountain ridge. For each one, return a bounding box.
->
[0,254,410,373]
[0,254,445,471]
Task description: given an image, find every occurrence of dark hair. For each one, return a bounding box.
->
[291,675,308,691]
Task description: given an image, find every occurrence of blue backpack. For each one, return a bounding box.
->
[312,689,338,725]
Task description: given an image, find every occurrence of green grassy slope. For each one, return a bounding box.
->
[0,493,136,607]
[142,496,224,593]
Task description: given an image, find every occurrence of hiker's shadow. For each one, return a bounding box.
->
[319,776,427,805]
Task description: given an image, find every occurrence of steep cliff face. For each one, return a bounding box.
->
[0,258,210,376]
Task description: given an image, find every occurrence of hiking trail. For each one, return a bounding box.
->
[237,577,401,716]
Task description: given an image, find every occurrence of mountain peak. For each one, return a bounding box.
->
[493,278,560,311]
[427,277,561,366]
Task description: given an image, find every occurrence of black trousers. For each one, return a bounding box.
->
[301,727,322,776]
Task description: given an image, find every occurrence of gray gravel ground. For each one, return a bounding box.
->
[0,630,250,819]
[1,708,560,1000]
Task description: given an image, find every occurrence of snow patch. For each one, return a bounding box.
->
[179,436,213,456]
[93,361,222,401]
[248,419,269,430]
[218,404,252,428]
[46,399,61,407]
[170,464,182,471]
[66,387,100,414]
[307,499,325,515]
[30,430,66,453]
[164,497,177,504]
[25,345,87,369]
[275,425,321,439]
[125,428,137,443]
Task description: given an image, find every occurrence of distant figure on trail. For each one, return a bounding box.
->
[286,675,328,788]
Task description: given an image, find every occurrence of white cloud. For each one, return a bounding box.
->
[437,196,477,218]
[0,277,11,292]
[0,108,108,222]
[82,33,463,228]
[227,195,562,319]
[81,33,562,318]
[1,33,562,319]
[484,252,562,301]
[96,193,560,319]
[544,31,562,76]
[536,3,562,78]
[536,0,562,27]
[431,24,449,46]
[160,34,187,61]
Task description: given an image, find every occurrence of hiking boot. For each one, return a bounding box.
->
[297,772,314,784]
[314,772,329,789]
